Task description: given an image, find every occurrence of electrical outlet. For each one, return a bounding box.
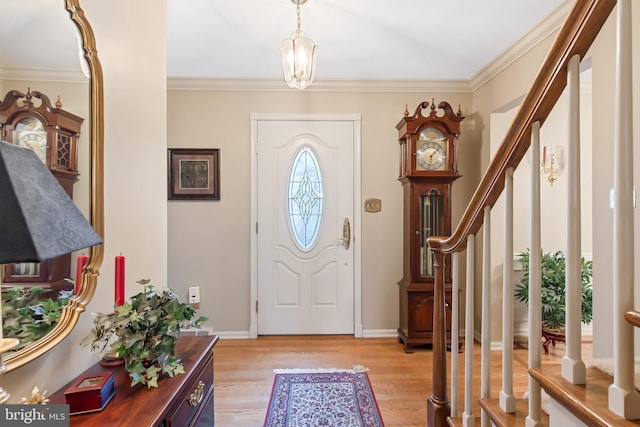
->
[188,286,200,304]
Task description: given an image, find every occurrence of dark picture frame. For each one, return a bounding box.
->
[168,148,220,200]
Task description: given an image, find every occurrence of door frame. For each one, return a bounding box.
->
[249,113,362,338]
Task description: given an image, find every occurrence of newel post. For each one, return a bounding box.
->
[427,249,450,426]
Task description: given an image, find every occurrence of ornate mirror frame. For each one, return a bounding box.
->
[4,0,104,372]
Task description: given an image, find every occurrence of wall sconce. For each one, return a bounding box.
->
[541,145,565,186]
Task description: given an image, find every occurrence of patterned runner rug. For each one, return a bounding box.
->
[264,368,384,426]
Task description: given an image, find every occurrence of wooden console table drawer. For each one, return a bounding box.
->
[50,335,218,427]
[165,357,213,426]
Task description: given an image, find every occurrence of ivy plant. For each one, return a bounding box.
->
[514,250,593,331]
[81,279,208,388]
[2,286,72,351]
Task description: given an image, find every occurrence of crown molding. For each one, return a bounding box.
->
[469,0,571,92]
[0,66,87,83]
[167,77,472,93]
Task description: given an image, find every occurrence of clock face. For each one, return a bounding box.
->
[416,127,448,171]
[14,117,47,163]
[417,142,446,170]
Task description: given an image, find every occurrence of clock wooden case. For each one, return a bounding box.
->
[0,88,84,295]
[395,100,464,353]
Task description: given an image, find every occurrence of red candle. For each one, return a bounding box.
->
[75,255,88,295]
[542,146,547,164]
[115,255,125,306]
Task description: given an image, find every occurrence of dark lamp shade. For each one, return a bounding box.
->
[0,140,102,263]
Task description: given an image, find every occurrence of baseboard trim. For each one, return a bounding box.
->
[211,329,398,339]
[211,331,252,339]
[362,329,398,338]
[217,327,593,343]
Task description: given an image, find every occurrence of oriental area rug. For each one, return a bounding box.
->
[264,367,385,426]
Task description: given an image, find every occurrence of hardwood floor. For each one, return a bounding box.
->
[213,335,584,426]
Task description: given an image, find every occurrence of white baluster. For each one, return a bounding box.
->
[463,235,475,427]
[500,168,515,413]
[609,0,640,419]
[481,206,491,427]
[562,53,586,384]
[526,122,543,427]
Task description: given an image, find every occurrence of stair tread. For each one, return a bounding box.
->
[530,364,640,426]
[478,397,547,427]
[447,415,480,427]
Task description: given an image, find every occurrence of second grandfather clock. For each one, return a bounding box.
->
[0,88,84,296]
[396,100,464,353]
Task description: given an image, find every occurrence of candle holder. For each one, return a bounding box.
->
[99,352,125,367]
[0,337,20,403]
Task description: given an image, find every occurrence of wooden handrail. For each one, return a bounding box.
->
[428,0,616,255]
[624,311,640,328]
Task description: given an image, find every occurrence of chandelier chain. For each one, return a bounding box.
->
[296,3,302,32]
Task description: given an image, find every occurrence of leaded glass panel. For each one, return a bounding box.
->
[288,146,323,250]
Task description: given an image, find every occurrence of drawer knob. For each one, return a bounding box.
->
[188,381,205,406]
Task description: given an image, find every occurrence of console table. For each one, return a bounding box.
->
[50,335,218,426]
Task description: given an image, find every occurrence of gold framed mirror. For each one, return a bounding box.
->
[2,0,104,372]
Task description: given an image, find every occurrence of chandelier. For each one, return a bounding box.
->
[280,0,318,90]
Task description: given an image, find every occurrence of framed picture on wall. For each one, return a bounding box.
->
[168,148,220,200]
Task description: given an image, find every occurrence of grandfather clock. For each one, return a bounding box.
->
[0,88,84,295]
[396,100,464,353]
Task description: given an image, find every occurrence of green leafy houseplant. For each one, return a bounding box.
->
[2,286,72,351]
[81,279,208,388]
[514,250,593,332]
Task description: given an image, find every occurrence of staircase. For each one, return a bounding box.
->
[426,0,640,425]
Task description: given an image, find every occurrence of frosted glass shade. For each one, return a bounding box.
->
[280,30,318,90]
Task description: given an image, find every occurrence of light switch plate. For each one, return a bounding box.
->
[188,286,200,304]
[364,198,382,213]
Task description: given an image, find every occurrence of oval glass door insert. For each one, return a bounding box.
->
[288,146,324,251]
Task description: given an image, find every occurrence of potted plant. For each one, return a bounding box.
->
[514,250,593,351]
[81,279,208,388]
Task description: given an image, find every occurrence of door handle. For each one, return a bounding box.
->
[342,218,351,249]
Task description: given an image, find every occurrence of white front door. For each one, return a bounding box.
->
[251,115,360,335]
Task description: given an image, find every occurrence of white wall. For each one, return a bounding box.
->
[2,0,168,402]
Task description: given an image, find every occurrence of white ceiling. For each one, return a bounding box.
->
[1,0,569,83]
[0,1,81,72]
[167,0,568,81]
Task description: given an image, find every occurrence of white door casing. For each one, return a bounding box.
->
[250,114,362,337]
